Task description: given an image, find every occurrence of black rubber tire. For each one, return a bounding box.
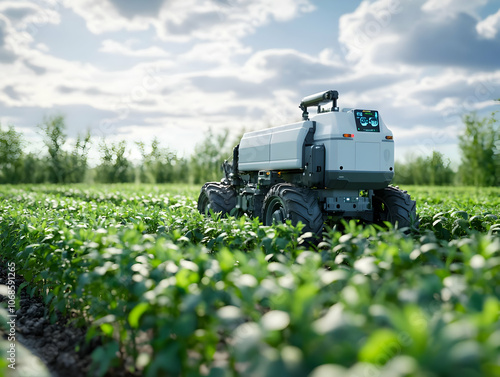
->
[197,182,237,216]
[262,183,323,235]
[373,186,418,230]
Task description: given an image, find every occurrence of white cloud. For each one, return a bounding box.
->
[242,48,348,85]
[421,0,489,16]
[477,8,500,39]
[64,0,315,41]
[0,1,61,28]
[0,1,62,63]
[338,0,411,62]
[35,42,50,52]
[99,39,170,57]
[0,0,321,150]
[180,40,252,64]
[339,0,500,70]
[0,17,17,63]
[61,0,149,34]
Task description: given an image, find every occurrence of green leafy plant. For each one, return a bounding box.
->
[0,184,499,376]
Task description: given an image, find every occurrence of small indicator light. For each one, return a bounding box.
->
[343,133,354,138]
[385,135,393,140]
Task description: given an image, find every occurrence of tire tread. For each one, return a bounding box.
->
[262,183,323,234]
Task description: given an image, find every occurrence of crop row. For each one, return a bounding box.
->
[0,185,499,376]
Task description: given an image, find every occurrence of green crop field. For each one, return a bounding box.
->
[0,184,499,377]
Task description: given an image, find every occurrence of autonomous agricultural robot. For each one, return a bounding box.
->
[197,90,417,234]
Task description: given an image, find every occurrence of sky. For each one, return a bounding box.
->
[0,0,499,166]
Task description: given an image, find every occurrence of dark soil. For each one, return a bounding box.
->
[0,262,97,377]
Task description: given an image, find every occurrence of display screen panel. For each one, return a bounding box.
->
[354,110,380,132]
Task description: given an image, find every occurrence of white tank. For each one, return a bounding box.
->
[238,120,314,171]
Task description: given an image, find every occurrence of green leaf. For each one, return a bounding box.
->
[128,302,150,329]
[359,328,400,364]
[145,342,181,377]
[91,341,120,377]
[100,323,114,337]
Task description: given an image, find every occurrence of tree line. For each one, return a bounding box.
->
[394,112,499,186]
[0,112,498,186]
[0,115,234,185]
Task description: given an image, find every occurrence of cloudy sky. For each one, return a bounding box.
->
[1,0,499,166]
